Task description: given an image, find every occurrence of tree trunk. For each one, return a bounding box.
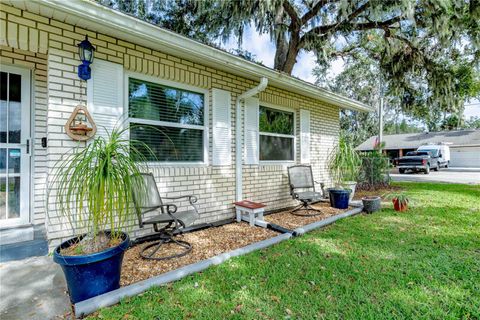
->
[271,1,302,74]
[281,45,299,74]
[273,29,300,74]
[274,32,289,71]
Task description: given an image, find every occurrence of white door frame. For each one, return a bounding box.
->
[0,64,31,228]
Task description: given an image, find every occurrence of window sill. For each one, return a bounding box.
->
[259,161,295,166]
[143,162,209,167]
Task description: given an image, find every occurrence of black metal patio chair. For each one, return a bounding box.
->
[287,165,326,216]
[131,173,199,260]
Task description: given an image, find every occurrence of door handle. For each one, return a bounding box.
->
[19,138,31,155]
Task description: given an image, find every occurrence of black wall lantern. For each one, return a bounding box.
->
[77,35,95,81]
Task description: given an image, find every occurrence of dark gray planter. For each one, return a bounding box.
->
[362,196,381,213]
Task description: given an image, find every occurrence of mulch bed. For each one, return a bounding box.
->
[264,202,351,230]
[121,223,278,286]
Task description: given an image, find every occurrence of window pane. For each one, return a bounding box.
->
[1,72,7,101]
[9,73,21,102]
[8,177,20,218]
[259,106,294,135]
[130,124,203,162]
[0,177,6,220]
[259,135,294,161]
[8,149,21,173]
[128,78,204,126]
[0,148,5,174]
[8,102,21,143]
[0,101,6,143]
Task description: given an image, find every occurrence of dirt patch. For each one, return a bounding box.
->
[264,202,351,230]
[60,232,122,256]
[121,223,278,286]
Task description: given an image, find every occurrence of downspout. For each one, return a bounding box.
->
[235,77,268,201]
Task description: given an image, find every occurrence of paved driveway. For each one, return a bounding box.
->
[390,168,480,184]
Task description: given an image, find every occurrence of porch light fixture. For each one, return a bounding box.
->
[77,35,95,81]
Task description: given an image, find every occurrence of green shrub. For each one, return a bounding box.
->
[357,151,391,189]
[327,135,362,185]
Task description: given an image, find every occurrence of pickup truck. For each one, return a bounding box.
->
[395,150,440,174]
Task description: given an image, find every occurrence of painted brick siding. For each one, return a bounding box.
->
[0,4,339,246]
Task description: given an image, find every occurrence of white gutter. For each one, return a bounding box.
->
[34,0,373,112]
[235,78,268,201]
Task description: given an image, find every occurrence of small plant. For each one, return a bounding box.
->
[385,192,409,211]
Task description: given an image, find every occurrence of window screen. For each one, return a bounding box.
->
[128,78,205,162]
[259,106,295,161]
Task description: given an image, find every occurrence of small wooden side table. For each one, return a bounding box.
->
[234,200,266,226]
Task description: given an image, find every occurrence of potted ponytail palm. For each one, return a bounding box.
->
[50,127,148,303]
[327,135,361,208]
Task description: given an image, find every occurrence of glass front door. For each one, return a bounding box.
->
[0,65,31,227]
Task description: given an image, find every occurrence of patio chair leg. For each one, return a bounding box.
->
[290,201,323,217]
[290,204,305,213]
[140,236,192,261]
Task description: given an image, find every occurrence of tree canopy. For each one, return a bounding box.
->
[98,0,480,118]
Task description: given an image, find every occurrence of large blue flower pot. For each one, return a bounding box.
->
[53,231,130,304]
[328,189,351,209]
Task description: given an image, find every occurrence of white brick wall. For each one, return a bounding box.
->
[0,4,339,247]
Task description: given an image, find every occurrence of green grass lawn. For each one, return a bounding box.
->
[91,183,480,319]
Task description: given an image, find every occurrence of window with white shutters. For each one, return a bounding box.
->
[300,109,311,164]
[127,75,207,163]
[259,105,295,161]
[212,88,231,166]
[87,60,124,139]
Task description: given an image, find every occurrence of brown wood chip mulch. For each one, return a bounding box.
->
[121,223,278,286]
[264,202,351,230]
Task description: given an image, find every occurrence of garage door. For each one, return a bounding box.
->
[450,147,480,167]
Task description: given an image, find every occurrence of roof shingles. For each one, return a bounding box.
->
[356,130,480,150]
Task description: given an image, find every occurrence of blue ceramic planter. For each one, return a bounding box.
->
[53,231,130,304]
[328,189,351,209]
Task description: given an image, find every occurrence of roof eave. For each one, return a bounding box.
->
[37,0,373,112]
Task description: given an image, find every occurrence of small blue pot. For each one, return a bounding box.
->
[53,231,130,304]
[328,189,351,209]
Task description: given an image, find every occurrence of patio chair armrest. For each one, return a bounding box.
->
[163,195,198,206]
[313,181,327,198]
[140,204,178,215]
[163,195,200,215]
[159,202,185,228]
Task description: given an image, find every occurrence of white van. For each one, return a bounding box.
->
[417,144,450,168]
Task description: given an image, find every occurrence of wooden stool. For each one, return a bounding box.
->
[234,200,266,226]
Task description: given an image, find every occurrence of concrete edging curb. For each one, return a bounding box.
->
[74,232,292,318]
[293,206,363,235]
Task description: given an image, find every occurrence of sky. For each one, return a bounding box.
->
[222,25,345,84]
[221,26,480,120]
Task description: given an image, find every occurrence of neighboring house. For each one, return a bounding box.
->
[356,130,480,167]
[0,0,372,254]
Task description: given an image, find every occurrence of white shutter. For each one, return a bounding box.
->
[212,88,232,165]
[87,60,124,139]
[244,97,259,164]
[300,109,311,164]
